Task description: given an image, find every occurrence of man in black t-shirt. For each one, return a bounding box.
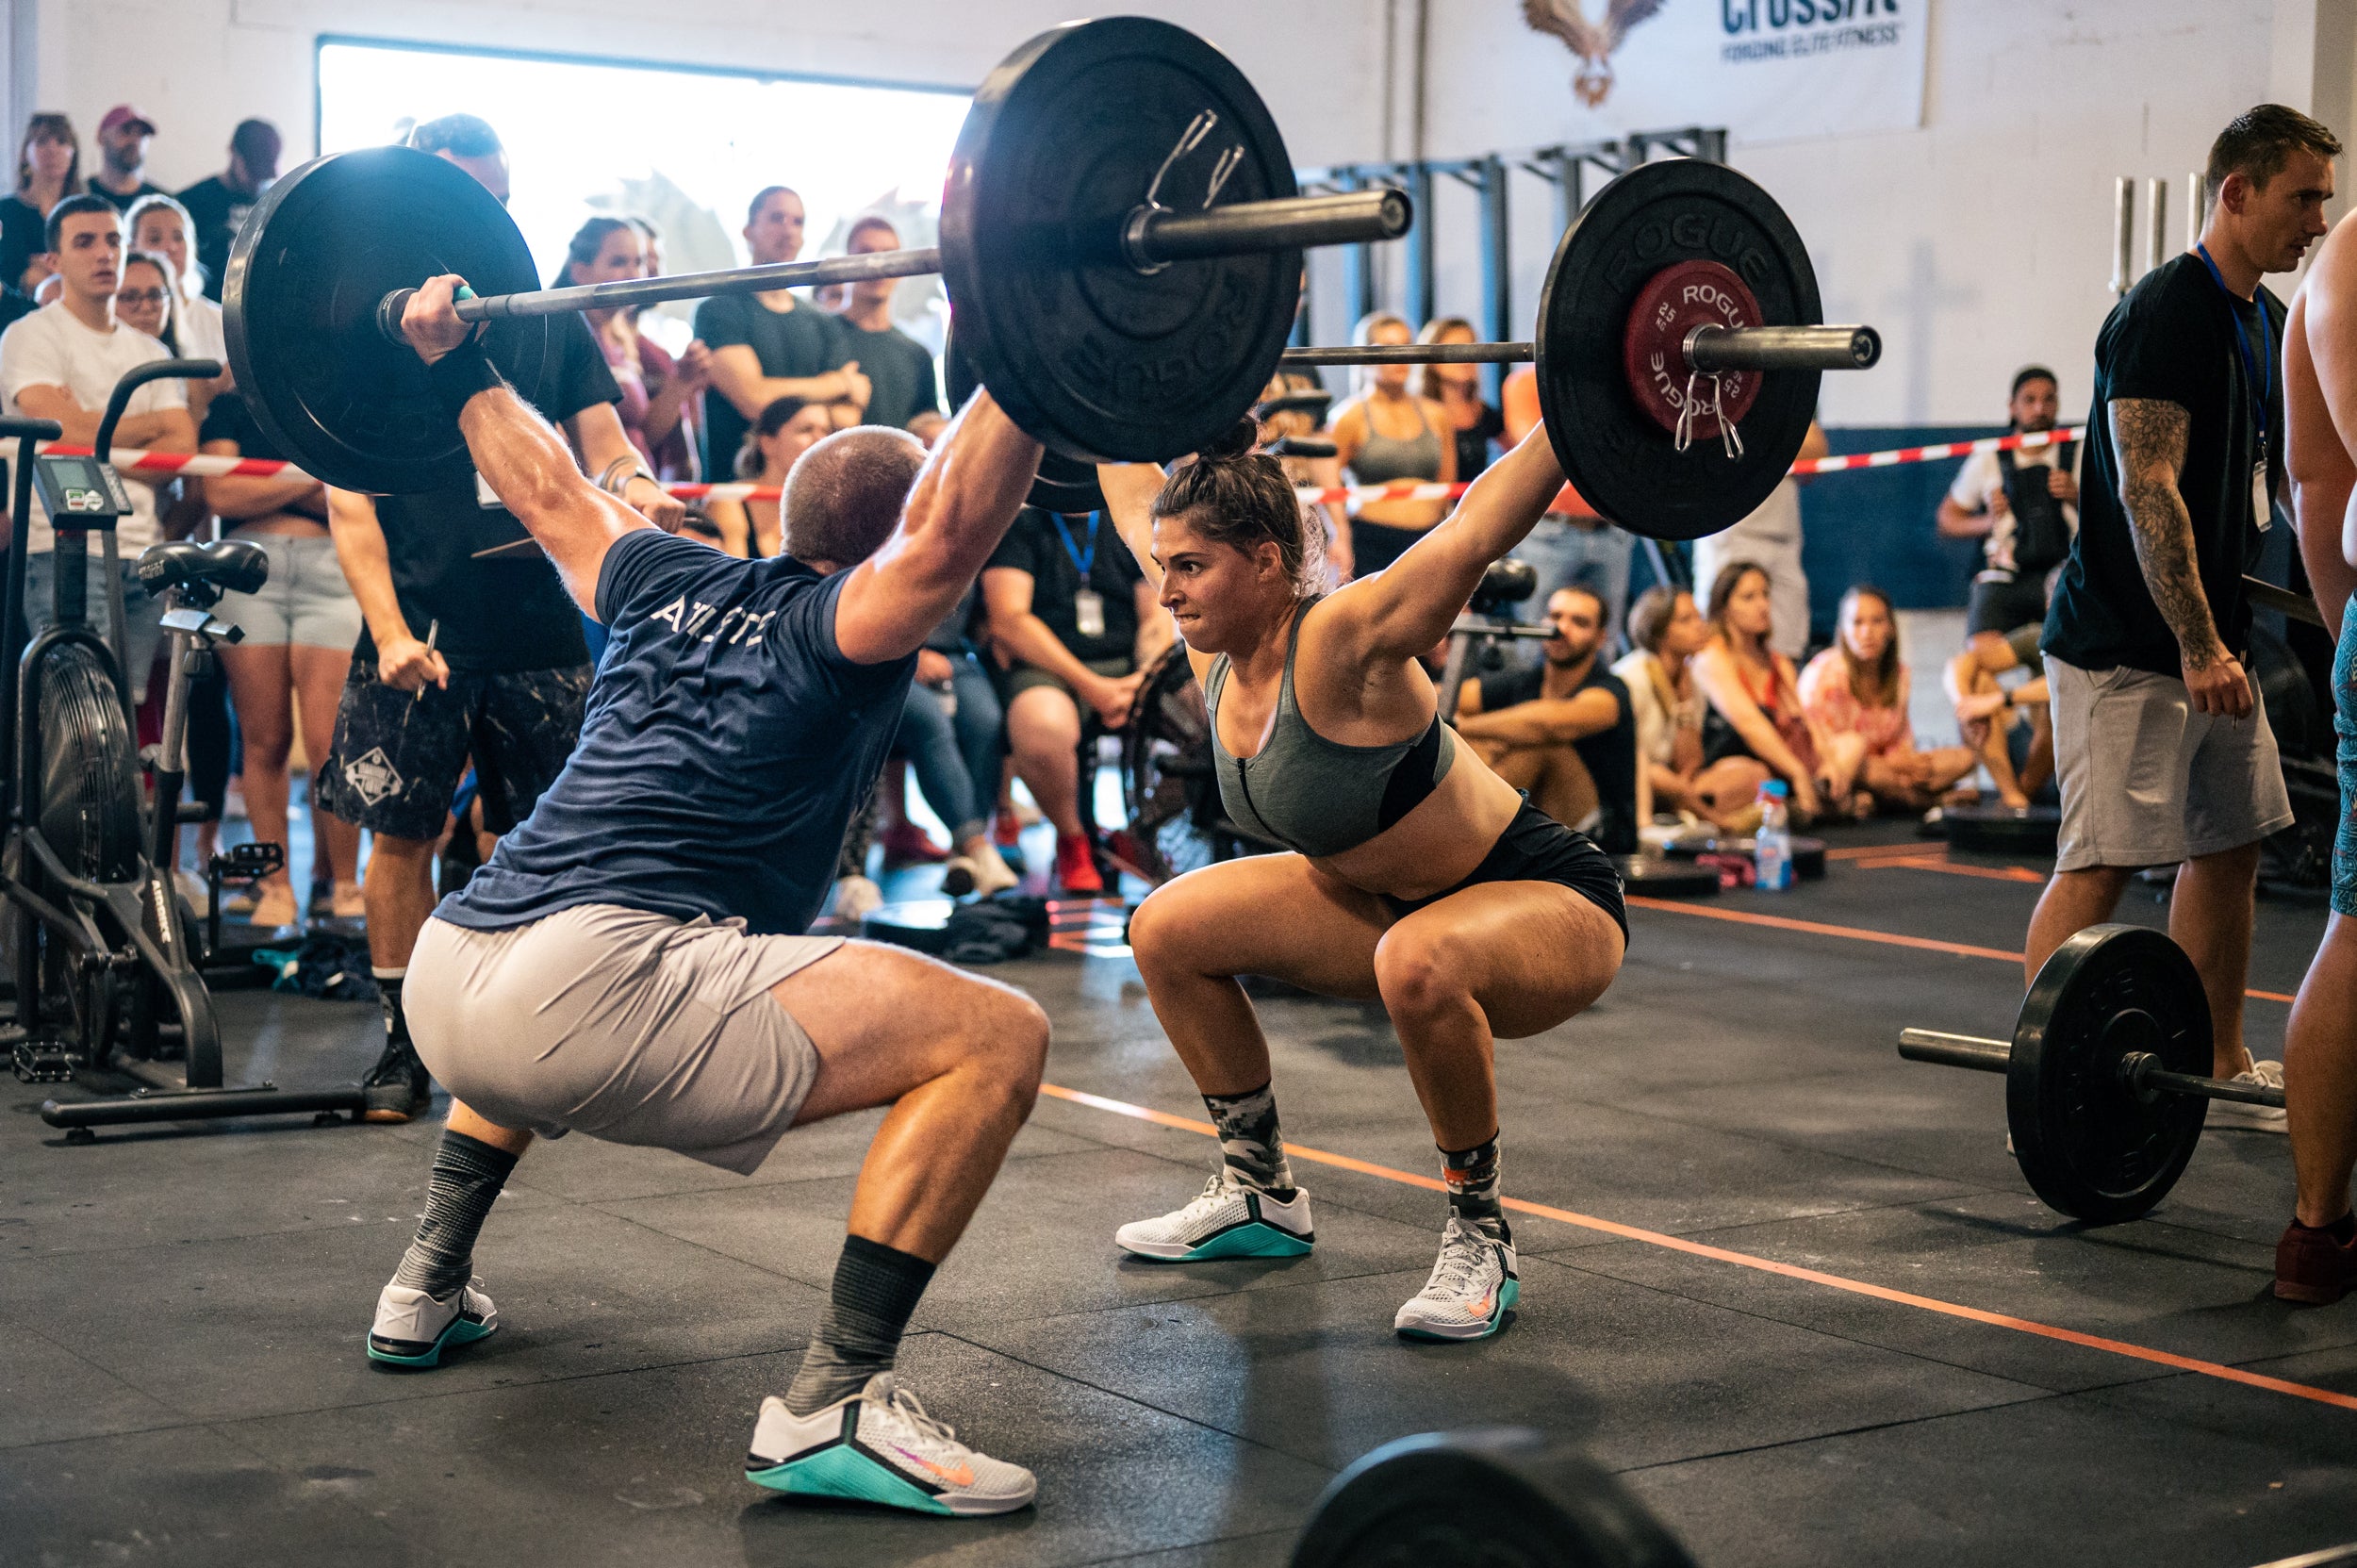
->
[176,118,278,303]
[982,506,1168,892]
[695,186,868,478]
[89,106,168,215]
[1453,586,1638,855]
[318,114,687,1123]
[2031,103,2334,1099]
[831,217,940,434]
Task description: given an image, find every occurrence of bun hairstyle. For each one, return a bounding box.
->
[1150,417,1322,594]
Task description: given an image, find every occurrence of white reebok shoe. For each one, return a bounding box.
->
[745,1372,1036,1516]
[366,1278,499,1367]
[1114,1169,1315,1262]
[1393,1216,1518,1341]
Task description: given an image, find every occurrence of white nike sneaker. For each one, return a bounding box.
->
[2209,1057,2288,1132]
[366,1278,499,1367]
[1393,1216,1518,1342]
[1113,1169,1315,1262]
[745,1372,1036,1516]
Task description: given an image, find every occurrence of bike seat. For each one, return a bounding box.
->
[137,538,270,598]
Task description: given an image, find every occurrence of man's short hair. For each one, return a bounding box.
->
[845,214,898,248]
[2010,364,2057,400]
[409,114,503,159]
[1549,584,1607,623]
[783,426,926,568]
[44,193,119,255]
[748,185,799,226]
[2205,104,2343,203]
[230,118,281,162]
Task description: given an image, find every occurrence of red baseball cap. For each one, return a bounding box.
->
[98,105,157,136]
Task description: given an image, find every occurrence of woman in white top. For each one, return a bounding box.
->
[126,193,228,421]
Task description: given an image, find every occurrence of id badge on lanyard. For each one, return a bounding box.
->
[1073,587,1107,639]
[1056,512,1107,638]
[2197,244,2273,531]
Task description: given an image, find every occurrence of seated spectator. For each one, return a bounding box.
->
[705,394,832,557]
[1330,310,1455,577]
[88,105,165,213]
[554,215,710,481]
[1946,626,2053,807]
[1800,585,1979,817]
[1451,585,1639,854]
[1416,315,1505,482]
[0,195,194,703]
[886,583,1018,897]
[694,184,868,476]
[832,216,941,434]
[200,388,366,927]
[1,112,80,295]
[176,118,279,304]
[983,505,1168,893]
[1612,585,1760,828]
[126,194,227,421]
[1691,559,1830,823]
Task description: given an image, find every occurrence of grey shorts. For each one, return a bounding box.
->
[2046,654,2295,871]
[213,531,363,649]
[406,905,844,1175]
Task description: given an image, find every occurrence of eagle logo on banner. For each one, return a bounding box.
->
[1521,0,1667,107]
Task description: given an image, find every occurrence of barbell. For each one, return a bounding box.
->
[1896,923,2276,1224]
[224,16,1878,542]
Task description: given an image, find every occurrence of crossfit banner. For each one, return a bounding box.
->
[1523,0,1928,144]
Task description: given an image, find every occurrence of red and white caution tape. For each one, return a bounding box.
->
[40,425,2091,509]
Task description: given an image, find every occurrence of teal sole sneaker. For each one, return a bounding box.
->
[1114,1172,1316,1262]
[367,1280,499,1367]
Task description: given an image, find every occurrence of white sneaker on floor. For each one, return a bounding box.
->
[2208,1057,2287,1132]
[1114,1169,1315,1262]
[366,1278,499,1367]
[1394,1216,1518,1342]
[745,1372,1035,1516]
[832,875,884,923]
[964,841,1020,898]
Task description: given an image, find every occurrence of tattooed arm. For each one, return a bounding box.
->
[2109,397,2253,718]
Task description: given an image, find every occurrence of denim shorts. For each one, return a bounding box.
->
[212,531,363,649]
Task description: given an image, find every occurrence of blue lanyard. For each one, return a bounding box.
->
[2194,243,2271,448]
[1053,511,1099,579]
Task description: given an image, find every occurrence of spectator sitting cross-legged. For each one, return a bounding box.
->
[176,118,279,304]
[201,387,367,928]
[0,194,194,703]
[1800,585,1980,817]
[830,216,942,436]
[707,395,833,558]
[1691,559,1832,823]
[983,505,1170,893]
[694,185,869,478]
[1611,585,1761,829]
[0,112,82,296]
[554,215,711,483]
[1451,585,1640,854]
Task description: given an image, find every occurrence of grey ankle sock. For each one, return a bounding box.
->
[1202,1082,1297,1197]
[392,1130,519,1297]
[784,1235,937,1415]
[1441,1132,1509,1243]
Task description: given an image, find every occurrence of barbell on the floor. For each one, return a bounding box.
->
[1894,923,2278,1224]
[1289,1428,2357,1567]
[225,17,1878,541]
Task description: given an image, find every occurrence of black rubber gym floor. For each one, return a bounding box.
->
[5,821,2350,1567]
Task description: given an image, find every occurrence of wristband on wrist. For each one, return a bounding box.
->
[426,337,504,421]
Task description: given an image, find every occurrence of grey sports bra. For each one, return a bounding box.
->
[1205,597,1458,858]
[1348,397,1442,487]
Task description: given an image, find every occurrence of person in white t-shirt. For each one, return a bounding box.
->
[1936,366,2081,805]
[0,194,194,701]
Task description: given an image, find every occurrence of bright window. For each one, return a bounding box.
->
[314,39,970,348]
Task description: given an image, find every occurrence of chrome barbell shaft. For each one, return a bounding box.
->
[1899,1030,2290,1111]
[1281,324,1881,373]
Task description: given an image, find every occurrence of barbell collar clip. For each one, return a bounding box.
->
[1684,322,1882,372]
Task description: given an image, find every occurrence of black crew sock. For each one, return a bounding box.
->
[2296,1211,2357,1245]
[783,1235,937,1415]
[1201,1082,1297,1198]
[1441,1132,1510,1243]
[391,1130,520,1298]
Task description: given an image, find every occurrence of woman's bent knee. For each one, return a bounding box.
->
[1373,930,1465,1021]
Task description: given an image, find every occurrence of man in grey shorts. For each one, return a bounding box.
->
[360,272,1054,1516]
[2030,104,2333,1109]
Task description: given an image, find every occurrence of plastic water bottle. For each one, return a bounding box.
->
[1754,780,1794,891]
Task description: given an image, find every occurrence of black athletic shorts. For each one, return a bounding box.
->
[315,659,591,842]
[1965,569,2052,638]
[1379,800,1628,943]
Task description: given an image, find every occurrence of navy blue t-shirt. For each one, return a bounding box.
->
[436,529,915,936]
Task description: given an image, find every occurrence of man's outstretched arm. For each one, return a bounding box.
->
[832,391,1043,666]
[399,273,651,616]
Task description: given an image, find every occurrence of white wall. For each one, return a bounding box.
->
[25,0,2357,429]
